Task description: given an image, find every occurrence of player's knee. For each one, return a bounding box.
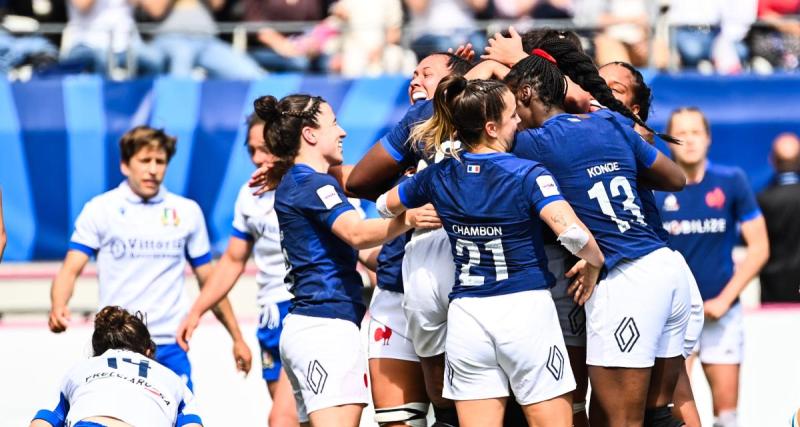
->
[644,405,684,427]
[374,402,428,427]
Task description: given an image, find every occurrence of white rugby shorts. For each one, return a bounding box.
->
[368,287,419,362]
[545,245,587,347]
[586,248,691,368]
[401,228,455,358]
[695,302,744,364]
[443,290,576,405]
[279,314,369,423]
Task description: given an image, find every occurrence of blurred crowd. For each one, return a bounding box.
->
[1,0,799,79]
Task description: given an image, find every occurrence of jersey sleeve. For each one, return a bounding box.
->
[522,165,565,213]
[68,199,102,256]
[300,174,356,229]
[176,385,203,426]
[185,202,212,268]
[732,168,762,222]
[397,166,433,209]
[31,393,69,427]
[231,187,254,242]
[510,129,541,161]
[378,100,432,164]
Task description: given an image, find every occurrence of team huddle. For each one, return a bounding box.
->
[33,27,767,427]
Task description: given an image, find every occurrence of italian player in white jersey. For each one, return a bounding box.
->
[177,114,298,426]
[31,306,202,427]
[49,126,252,390]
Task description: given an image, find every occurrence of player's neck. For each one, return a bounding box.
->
[680,159,707,184]
[295,151,330,174]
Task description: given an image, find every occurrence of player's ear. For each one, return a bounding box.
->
[120,161,131,177]
[484,120,499,139]
[518,84,533,106]
[301,126,317,146]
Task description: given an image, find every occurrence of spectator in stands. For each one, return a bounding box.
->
[572,0,650,67]
[758,132,800,303]
[0,6,59,77]
[748,0,800,72]
[139,0,264,79]
[0,187,5,262]
[244,0,327,72]
[667,0,757,74]
[404,0,489,60]
[252,16,339,73]
[332,0,415,76]
[62,0,163,76]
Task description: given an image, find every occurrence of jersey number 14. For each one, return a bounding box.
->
[587,176,647,233]
[455,238,508,286]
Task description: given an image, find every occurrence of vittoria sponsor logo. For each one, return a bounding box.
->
[568,305,586,336]
[547,346,565,380]
[614,317,640,353]
[663,218,727,235]
[306,360,328,395]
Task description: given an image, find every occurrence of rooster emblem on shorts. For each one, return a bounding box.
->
[374,326,392,345]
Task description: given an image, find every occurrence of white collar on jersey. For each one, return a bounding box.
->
[118,180,166,204]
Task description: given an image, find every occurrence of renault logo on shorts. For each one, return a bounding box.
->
[306,360,328,395]
[547,346,565,380]
[614,317,641,352]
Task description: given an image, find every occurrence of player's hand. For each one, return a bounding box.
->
[248,164,270,195]
[482,26,527,67]
[703,297,731,321]
[48,305,71,333]
[405,204,442,230]
[233,339,252,374]
[448,43,475,62]
[566,260,601,305]
[176,312,201,352]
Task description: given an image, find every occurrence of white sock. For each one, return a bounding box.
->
[713,409,738,427]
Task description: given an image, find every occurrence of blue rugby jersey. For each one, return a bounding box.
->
[398,152,563,299]
[656,163,761,300]
[379,100,433,166]
[274,164,365,326]
[513,110,666,271]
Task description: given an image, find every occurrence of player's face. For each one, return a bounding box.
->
[496,90,521,148]
[514,85,548,129]
[247,122,276,168]
[597,63,640,116]
[668,111,711,166]
[121,143,168,199]
[313,102,347,165]
[408,54,451,104]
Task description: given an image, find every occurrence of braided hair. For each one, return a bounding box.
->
[503,53,567,113]
[253,94,325,189]
[537,38,678,143]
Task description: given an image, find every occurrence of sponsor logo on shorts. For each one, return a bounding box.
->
[306,360,328,395]
[568,305,586,336]
[261,349,275,370]
[614,317,641,353]
[547,346,565,380]
[374,326,393,345]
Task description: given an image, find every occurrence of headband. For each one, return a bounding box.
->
[532,48,557,65]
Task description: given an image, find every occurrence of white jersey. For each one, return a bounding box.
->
[70,182,211,344]
[231,183,292,306]
[50,349,201,426]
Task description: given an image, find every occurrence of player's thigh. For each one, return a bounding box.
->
[454,397,507,427]
[588,365,651,422]
[701,363,740,411]
[521,393,573,427]
[369,358,427,407]
[307,404,363,427]
[267,369,299,427]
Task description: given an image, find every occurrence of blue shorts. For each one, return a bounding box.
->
[74,422,108,427]
[155,343,193,391]
[256,300,291,382]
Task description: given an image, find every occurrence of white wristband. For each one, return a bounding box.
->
[376,193,396,219]
[557,223,589,255]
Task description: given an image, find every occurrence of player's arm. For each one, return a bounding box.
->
[193,262,252,373]
[0,188,6,262]
[29,420,54,427]
[358,247,381,272]
[346,143,405,200]
[49,250,90,333]
[331,210,412,249]
[178,236,253,349]
[539,200,605,305]
[706,215,769,319]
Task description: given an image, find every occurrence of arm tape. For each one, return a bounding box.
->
[557,223,590,255]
